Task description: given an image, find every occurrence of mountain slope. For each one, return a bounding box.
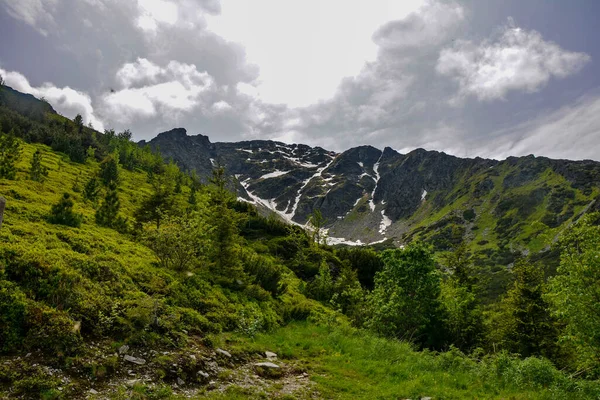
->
[142,129,600,255]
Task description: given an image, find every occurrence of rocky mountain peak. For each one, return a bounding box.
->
[141,128,600,247]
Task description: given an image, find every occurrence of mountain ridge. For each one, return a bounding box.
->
[141,128,600,257]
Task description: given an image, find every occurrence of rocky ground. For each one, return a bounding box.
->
[0,339,320,399]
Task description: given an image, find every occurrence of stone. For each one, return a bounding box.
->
[89,388,99,395]
[215,348,231,358]
[177,377,185,386]
[254,362,282,378]
[124,355,146,365]
[255,362,280,369]
[197,370,210,379]
[265,351,277,360]
[118,345,129,355]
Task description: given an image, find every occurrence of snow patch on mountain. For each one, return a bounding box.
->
[369,153,383,211]
[260,170,290,180]
[379,209,392,234]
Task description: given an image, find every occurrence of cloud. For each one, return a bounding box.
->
[437,20,591,101]
[474,93,600,161]
[136,0,178,32]
[0,67,105,131]
[100,58,215,123]
[0,0,58,35]
[372,1,465,51]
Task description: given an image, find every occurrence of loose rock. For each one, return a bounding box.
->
[265,351,277,360]
[216,348,232,358]
[124,355,146,365]
[197,370,210,379]
[118,345,129,355]
[255,362,280,369]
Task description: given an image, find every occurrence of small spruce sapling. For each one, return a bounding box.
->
[0,130,21,179]
[29,150,49,182]
[47,193,82,227]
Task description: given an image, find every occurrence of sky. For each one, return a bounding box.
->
[1,0,599,161]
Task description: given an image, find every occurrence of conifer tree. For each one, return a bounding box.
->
[99,154,119,186]
[96,182,122,228]
[29,150,48,182]
[440,242,484,351]
[0,130,21,179]
[498,259,557,358]
[83,176,100,204]
[47,193,82,227]
[208,166,246,286]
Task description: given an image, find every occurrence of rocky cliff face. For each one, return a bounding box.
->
[141,129,600,250]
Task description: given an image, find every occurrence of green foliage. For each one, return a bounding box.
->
[366,243,443,347]
[440,279,483,351]
[99,153,119,186]
[305,261,334,302]
[29,149,48,182]
[547,213,600,376]
[490,259,557,359]
[207,167,247,286]
[335,247,382,290]
[0,281,27,352]
[95,182,127,231]
[135,164,179,229]
[0,129,21,179]
[47,193,82,227]
[240,249,287,297]
[83,175,100,203]
[145,213,211,271]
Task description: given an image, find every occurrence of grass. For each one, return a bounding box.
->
[217,321,600,399]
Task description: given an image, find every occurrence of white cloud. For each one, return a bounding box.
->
[211,100,232,112]
[207,0,425,107]
[101,59,215,122]
[476,93,600,161]
[372,1,465,50]
[0,0,59,35]
[437,21,591,101]
[0,68,105,131]
[136,0,178,32]
[116,57,163,87]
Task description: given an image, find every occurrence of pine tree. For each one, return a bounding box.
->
[499,259,557,358]
[208,167,246,286]
[83,176,100,204]
[96,182,122,228]
[47,193,82,227]
[29,150,49,182]
[440,242,484,351]
[0,130,21,179]
[99,154,119,186]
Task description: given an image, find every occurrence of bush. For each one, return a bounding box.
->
[24,303,83,356]
[0,281,27,352]
[47,193,82,227]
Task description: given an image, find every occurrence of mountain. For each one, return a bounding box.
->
[142,128,600,256]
